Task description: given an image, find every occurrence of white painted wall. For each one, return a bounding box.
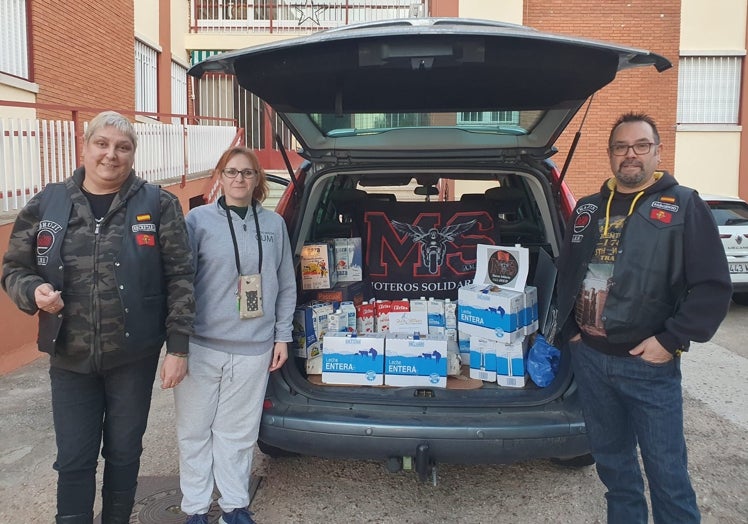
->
[134,0,160,47]
[680,0,747,51]
[674,131,742,197]
[459,0,523,24]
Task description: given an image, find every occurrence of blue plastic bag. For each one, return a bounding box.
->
[527,334,561,387]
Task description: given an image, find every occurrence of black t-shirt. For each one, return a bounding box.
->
[82,188,117,220]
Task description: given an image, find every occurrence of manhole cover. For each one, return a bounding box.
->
[131,487,221,523]
[95,475,263,524]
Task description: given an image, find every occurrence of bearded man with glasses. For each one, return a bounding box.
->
[555,112,732,523]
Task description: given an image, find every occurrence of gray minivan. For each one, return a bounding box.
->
[189,18,670,481]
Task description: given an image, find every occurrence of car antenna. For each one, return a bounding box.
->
[555,94,594,197]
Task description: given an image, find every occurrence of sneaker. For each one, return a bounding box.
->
[219,507,256,524]
[184,514,209,524]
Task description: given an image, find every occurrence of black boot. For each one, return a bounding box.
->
[101,485,137,524]
[55,513,93,524]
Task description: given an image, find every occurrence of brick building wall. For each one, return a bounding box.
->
[29,0,136,121]
[525,0,681,197]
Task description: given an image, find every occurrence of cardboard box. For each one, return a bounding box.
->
[301,242,337,290]
[496,336,529,388]
[458,283,524,334]
[333,237,363,282]
[469,335,498,382]
[458,319,523,345]
[522,286,539,335]
[384,333,448,388]
[292,302,334,374]
[322,333,386,385]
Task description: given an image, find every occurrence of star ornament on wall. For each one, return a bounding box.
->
[294,0,327,26]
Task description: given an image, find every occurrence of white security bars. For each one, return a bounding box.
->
[0,118,75,211]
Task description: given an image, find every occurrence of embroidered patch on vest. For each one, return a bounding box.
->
[132,223,156,233]
[650,209,672,224]
[36,220,63,265]
[136,233,156,246]
[660,196,676,203]
[652,200,679,213]
[136,213,152,222]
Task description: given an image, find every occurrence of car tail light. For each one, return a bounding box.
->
[263,399,274,410]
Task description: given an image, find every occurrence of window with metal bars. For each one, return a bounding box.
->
[677,55,742,125]
[171,61,188,124]
[0,0,29,79]
[135,40,158,114]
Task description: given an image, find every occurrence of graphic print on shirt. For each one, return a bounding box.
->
[574,214,626,337]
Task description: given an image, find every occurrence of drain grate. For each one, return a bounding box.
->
[94,475,263,524]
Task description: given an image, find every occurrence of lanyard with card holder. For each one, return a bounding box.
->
[226,200,264,319]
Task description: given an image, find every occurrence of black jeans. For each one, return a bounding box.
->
[49,353,159,516]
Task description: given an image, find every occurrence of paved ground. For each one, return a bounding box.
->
[1,302,747,523]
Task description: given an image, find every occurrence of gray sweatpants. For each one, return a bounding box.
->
[174,342,272,515]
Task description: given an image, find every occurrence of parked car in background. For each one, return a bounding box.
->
[190,18,671,480]
[702,194,748,305]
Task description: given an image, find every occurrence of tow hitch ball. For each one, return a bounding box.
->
[386,444,438,485]
[415,443,437,485]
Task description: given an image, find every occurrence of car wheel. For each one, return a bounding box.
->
[258,440,298,458]
[550,454,595,468]
[732,292,748,306]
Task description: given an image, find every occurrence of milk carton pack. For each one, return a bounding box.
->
[292,305,319,360]
[427,298,446,336]
[327,310,349,334]
[292,302,334,374]
[339,301,358,333]
[522,286,539,335]
[375,300,392,332]
[444,298,457,330]
[457,329,471,365]
[384,333,448,388]
[496,336,529,388]
[457,283,524,343]
[322,332,386,385]
[356,301,376,334]
[333,237,363,282]
[301,242,337,290]
[469,336,499,382]
[390,298,430,334]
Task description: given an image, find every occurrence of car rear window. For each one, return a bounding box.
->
[706,199,748,226]
[310,110,545,137]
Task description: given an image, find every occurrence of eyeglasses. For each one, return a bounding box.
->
[222,168,258,179]
[609,142,657,156]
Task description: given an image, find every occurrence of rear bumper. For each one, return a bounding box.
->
[259,400,589,464]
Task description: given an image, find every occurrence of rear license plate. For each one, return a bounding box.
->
[729,263,746,273]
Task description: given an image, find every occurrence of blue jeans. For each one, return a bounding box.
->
[49,353,159,516]
[570,339,699,524]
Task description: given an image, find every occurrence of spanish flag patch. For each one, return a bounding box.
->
[659,196,676,204]
[136,213,152,222]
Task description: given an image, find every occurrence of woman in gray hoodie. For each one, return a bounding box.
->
[175,147,296,524]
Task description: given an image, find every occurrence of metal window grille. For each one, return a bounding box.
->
[0,0,29,79]
[458,111,519,125]
[171,61,188,124]
[135,40,158,114]
[677,56,741,124]
[196,71,297,151]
